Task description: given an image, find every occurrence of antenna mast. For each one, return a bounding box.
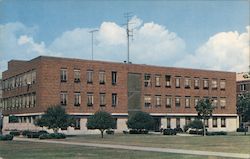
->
[89,29,98,60]
[124,12,133,64]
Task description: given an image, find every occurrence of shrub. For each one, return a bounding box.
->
[163,128,176,135]
[106,129,114,135]
[129,129,149,134]
[0,134,14,141]
[207,131,227,136]
[39,133,66,140]
[236,127,248,132]
[26,130,48,138]
[22,130,32,136]
[189,129,204,135]
[183,125,189,132]
[10,131,21,136]
[174,128,183,133]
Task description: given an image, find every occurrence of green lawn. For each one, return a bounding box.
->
[0,141,232,159]
[65,133,250,154]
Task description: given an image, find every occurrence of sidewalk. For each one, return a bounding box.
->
[15,137,250,159]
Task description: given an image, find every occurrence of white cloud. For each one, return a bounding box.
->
[176,26,250,72]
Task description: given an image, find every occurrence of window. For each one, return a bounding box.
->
[205,119,209,127]
[75,118,80,130]
[74,69,80,82]
[185,97,190,108]
[185,117,191,126]
[166,96,172,108]
[144,95,151,108]
[112,71,117,85]
[60,69,67,82]
[155,95,161,107]
[203,79,209,89]
[184,77,191,88]
[220,98,226,109]
[213,117,217,127]
[176,118,180,128]
[87,93,93,106]
[212,79,218,89]
[167,118,171,128]
[165,75,171,87]
[112,93,117,107]
[212,97,218,108]
[87,70,93,84]
[155,75,161,87]
[221,118,226,127]
[74,92,81,106]
[175,77,180,88]
[100,93,106,106]
[175,96,181,107]
[31,71,36,84]
[99,71,106,84]
[144,74,151,87]
[194,97,199,107]
[220,79,226,90]
[240,84,246,91]
[60,92,67,105]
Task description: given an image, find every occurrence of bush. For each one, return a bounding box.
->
[27,131,48,138]
[106,129,114,135]
[22,130,32,136]
[0,134,14,141]
[207,131,227,136]
[39,133,66,140]
[236,127,248,132]
[10,131,21,136]
[163,128,176,135]
[183,125,189,132]
[129,129,149,134]
[174,128,183,133]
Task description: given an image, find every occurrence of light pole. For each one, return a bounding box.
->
[89,29,98,60]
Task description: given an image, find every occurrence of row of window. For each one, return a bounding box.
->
[239,84,247,91]
[145,74,226,90]
[60,69,117,85]
[144,95,226,109]
[2,70,36,91]
[169,117,226,128]
[60,92,118,107]
[2,93,36,110]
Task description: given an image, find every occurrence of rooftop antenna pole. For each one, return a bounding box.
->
[89,29,98,60]
[124,12,133,64]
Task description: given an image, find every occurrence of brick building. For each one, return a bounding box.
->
[2,56,238,134]
[236,72,250,96]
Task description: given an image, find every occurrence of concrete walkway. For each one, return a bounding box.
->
[15,137,250,159]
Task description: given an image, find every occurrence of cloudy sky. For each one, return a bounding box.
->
[0,0,249,78]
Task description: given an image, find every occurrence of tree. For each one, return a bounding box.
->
[237,93,250,135]
[126,111,154,131]
[195,99,214,136]
[35,105,75,133]
[86,111,115,138]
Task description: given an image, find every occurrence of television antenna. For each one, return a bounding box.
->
[124,12,134,64]
[89,29,98,60]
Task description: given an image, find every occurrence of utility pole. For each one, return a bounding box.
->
[124,12,133,64]
[89,29,98,60]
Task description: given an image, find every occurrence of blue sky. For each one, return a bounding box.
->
[0,0,249,77]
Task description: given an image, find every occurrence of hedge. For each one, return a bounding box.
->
[39,133,66,139]
[163,128,176,135]
[129,129,149,134]
[0,134,14,141]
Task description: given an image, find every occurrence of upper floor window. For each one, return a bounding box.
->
[194,78,199,89]
[60,69,67,82]
[31,71,36,84]
[212,97,218,108]
[87,70,93,84]
[220,97,226,109]
[175,96,181,107]
[185,97,190,108]
[220,79,226,90]
[100,93,106,106]
[194,97,199,107]
[240,84,246,91]
[74,69,80,83]
[99,71,106,84]
[144,95,151,108]
[87,93,94,106]
[155,95,161,107]
[112,93,117,107]
[74,92,81,106]
[175,77,181,88]
[184,77,191,89]
[212,79,218,90]
[166,95,172,108]
[203,79,209,89]
[155,75,161,87]
[112,71,117,85]
[60,92,67,106]
[144,74,151,87]
[165,75,171,87]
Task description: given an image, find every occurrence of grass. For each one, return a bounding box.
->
[65,132,250,154]
[0,141,232,159]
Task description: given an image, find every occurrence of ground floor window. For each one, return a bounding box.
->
[176,118,180,128]
[167,118,171,128]
[213,117,218,127]
[75,118,81,130]
[204,119,209,127]
[221,117,226,127]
